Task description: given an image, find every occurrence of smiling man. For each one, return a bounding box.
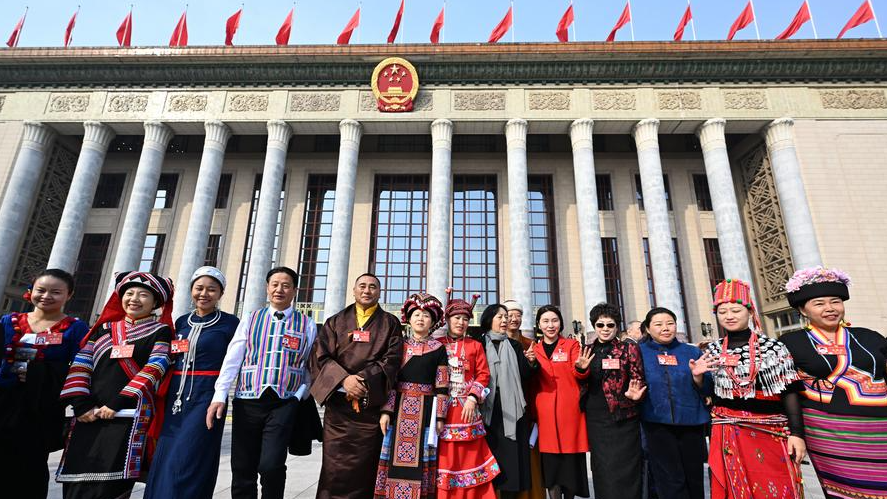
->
[310,273,404,499]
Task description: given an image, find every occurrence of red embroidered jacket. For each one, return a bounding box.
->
[580,338,646,421]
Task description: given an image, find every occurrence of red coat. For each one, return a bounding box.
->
[532,337,590,454]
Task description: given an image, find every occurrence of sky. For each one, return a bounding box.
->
[2,0,885,48]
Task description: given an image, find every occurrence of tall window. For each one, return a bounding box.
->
[236,175,286,308]
[140,234,166,273]
[68,234,111,319]
[296,175,336,304]
[635,173,673,211]
[693,174,713,211]
[215,173,233,209]
[369,175,429,305]
[596,175,614,211]
[205,234,222,267]
[601,237,626,329]
[528,175,559,307]
[154,174,178,209]
[642,237,690,332]
[452,175,499,306]
[92,173,126,208]
[703,238,725,291]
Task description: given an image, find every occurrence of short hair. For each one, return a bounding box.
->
[33,268,75,294]
[535,304,565,333]
[354,273,381,286]
[479,304,507,333]
[588,302,622,328]
[266,266,298,285]
[642,307,677,331]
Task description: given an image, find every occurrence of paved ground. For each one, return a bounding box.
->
[47,417,826,499]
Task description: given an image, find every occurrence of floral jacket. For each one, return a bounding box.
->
[580,338,646,421]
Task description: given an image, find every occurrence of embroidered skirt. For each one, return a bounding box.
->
[375,383,438,498]
[437,397,499,499]
[803,408,887,499]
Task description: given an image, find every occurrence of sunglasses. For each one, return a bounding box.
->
[595,322,617,329]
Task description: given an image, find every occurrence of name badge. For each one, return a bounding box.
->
[110,344,135,359]
[816,344,846,356]
[657,354,678,366]
[552,350,568,363]
[719,354,741,367]
[451,367,465,383]
[35,332,63,345]
[170,339,190,354]
[602,358,621,370]
[352,330,370,343]
[282,334,301,350]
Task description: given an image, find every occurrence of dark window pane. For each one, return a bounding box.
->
[205,234,222,267]
[452,175,498,307]
[154,173,178,209]
[596,175,614,211]
[693,174,713,211]
[92,173,126,208]
[68,234,111,319]
[528,175,559,307]
[703,238,725,291]
[140,234,166,274]
[215,173,233,209]
[601,237,626,330]
[296,175,337,304]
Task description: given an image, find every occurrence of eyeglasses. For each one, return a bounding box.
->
[595,322,617,329]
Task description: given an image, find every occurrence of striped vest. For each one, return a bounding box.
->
[235,308,315,399]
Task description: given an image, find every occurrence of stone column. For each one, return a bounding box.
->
[505,118,534,332]
[109,121,174,283]
[763,118,823,269]
[172,120,232,317]
[242,120,292,314]
[47,121,116,272]
[569,119,607,328]
[696,118,754,284]
[427,119,453,301]
[323,119,362,318]
[632,119,687,335]
[0,121,56,294]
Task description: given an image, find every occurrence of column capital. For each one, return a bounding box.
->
[204,120,232,148]
[505,118,528,147]
[696,118,727,151]
[763,117,795,152]
[143,120,174,149]
[266,120,292,150]
[632,118,660,152]
[339,119,362,145]
[430,119,453,148]
[569,118,595,149]
[21,121,56,151]
[82,121,116,150]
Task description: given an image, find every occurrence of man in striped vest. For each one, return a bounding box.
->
[208,266,317,499]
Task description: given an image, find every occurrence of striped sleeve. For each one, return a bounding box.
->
[60,331,96,399]
[116,327,172,406]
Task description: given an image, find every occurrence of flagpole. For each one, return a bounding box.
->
[442,0,446,43]
[72,5,81,46]
[400,0,405,44]
[127,4,133,47]
[628,0,635,41]
[16,7,28,47]
[870,0,884,38]
[571,0,577,41]
[179,3,189,46]
[805,0,818,39]
[749,0,761,40]
[511,0,515,43]
[689,0,697,41]
[357,0,362,44]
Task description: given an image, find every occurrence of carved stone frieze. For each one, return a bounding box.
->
[723,90,768,110]
[658,91,702,110]
[819,89,887,109]
[414,91,433,111]
[227,93,269,112]
[289,92,341,112]
[528,92,570,111]
[359,92,376,111]
[592,91,636,110]
[0,96,5,113]
[167,94,208,112]
[49,94,90,113]
[453,91,505,111]
[106,94,149,113]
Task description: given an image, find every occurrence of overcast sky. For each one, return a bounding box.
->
[3,0,884,47]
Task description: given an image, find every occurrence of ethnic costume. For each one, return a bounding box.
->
[0,312,88,499]
[375,293,449,499]
[57,271,175,499]
[706,280,804,499]
[780,267,887,499]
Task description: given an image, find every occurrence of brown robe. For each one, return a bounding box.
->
[310,304,403,499]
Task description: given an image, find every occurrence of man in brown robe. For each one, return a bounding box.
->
[310,273,403,499]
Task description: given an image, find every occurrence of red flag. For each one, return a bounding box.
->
[838,1,875,39]
[6,12,26,48]
[225,9,242,46]
[64,10,78,47]
[388,0,404,44]
[276,9,294,45]
[169,12,188,47]
[775,1,811,40]
[727,1,755,40]
[337,8,360,45]
[116,11,133,47]
[430,6,445,44]
[606,2,631,42]
[674,5,692,41]
[556,4,574,42]
[488,6,513,43]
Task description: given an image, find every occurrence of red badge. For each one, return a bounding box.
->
[170,339,190,354]
[657,354,678,366]
[35,332,63,345]
[816,344,846,356]
[110,344,135,359]
[602,358,621,370]
[552,350,568,363]
[352,330,371,343]
[282,334,301,350]
[719,354,741,367]
[371,57,419,112]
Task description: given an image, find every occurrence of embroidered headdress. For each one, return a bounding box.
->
[712,278,762,332]
[444,287,480,319]
[83,271,176,348]
[784,266,851,308]
[401,292,445,330]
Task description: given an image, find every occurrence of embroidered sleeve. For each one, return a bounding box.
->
[60,329,99,416]
[470,342,491,403]
[382,389,397,413]
[435,352,450,419]
[628,342,646,385]
[112,327,171,409]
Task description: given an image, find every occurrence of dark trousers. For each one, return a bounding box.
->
[231,391,298,499]
[641,422,707,499]
[0,437,50,499]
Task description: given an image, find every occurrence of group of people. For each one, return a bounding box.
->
[0,261,885,499]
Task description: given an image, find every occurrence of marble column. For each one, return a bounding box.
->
[0,121,56,294]
[47,121,116,272]
[323,119,362,318]
[109,121,174,284]
[763,118,823,270]
[569,119,607,328]
[242,120,292,314]
[172,120,232,317]
[632,119,687,335]
[505,118,534,332]
[427,119,453,301]
[696,118,754,284]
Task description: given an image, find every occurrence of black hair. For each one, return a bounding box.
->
[535,304,565,333]
[33,268,75,294]
[642,307,677,331]
[266,266,298,285]
[589,302,622,328]
[479,304,507,333]
[354,272,381,286]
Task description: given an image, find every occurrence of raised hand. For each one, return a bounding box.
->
[524,344,537,364]
[624,379,647,401]
[575,345,594,370]
[689,352,718,376]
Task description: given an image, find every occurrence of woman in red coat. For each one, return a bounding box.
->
[530,305,592,499]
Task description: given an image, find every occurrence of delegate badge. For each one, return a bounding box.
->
[170,339,190,354]
[657,354,678,366]
[816,344,846,356]
[35,332,63,345]
[719,353,741,367]
[110,344,135,359]
[552,350,568,363]
[602,358,621,370]
[352,330,370,343]
[282,334,301,350]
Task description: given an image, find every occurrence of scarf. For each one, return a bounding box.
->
[483,332,526,439]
